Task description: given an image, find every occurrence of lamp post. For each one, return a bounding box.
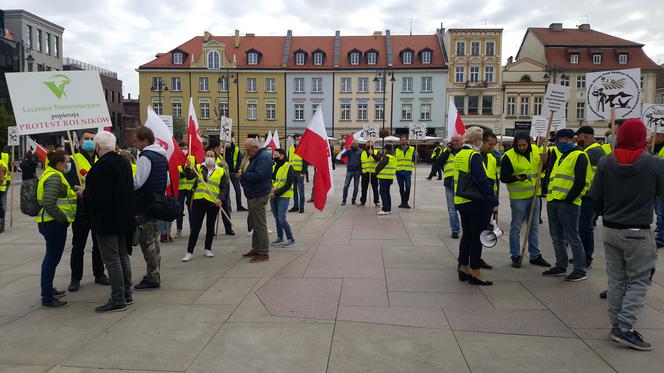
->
[373,69,395,146]
[217,69,238,140]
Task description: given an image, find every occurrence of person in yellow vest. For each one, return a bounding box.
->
[360,143,380,206]
[453,126,499,286]
[542,129,592,281]
[175,142,197,238]
[500,133,551,269]
[182,147,229,262]
[426,141,444,180]
[440,135,463,238]
[270,148,296,247]
[395,135,417,209]
[288,134,308,213]
[65,131,108,292]
[375,144,397,215]
[37,149,77,308]
[0,150,8,233]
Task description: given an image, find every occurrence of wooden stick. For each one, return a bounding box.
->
[66,131,84,186]
[651,131,657,154]
[610,109,616,151]
[9,145,14,230]
[413,140,418,209]
[368,142,373,207]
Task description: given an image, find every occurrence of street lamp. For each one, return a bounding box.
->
[151,81,168,115]
[373,70,395,146]
[217,69,238,140]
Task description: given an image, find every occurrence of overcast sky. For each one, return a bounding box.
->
[8,0,664,97]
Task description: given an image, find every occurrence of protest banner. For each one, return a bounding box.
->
[642,103,664,134]
[542,83,570,120]
[586,68,641,121]
[408,123,426,209]
[220,117,232,142]
[530,116,566,138]
[362,124,379,142]
[7,127,18,146]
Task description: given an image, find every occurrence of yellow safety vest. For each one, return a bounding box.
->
[483,153,498,192]
[193,165,225,204]
[361,149,378,174]
[72,152,96,187]
[584,142,608,175]
[377,154,397,180]
[131,163,136,177]
[453,148,482,205]
[178,155,197,191]
[288,146,304,172]
[0,152,9,192]
[36,167,77,223]
[272,162,294,198]
[503,145,541,199]
[443,149,456,179]
[602,143,613,155]
[231,146,239,168]
[431,146,443,160]
[395,146,415,172]
[658,146,664,160]
[547,150,592,206]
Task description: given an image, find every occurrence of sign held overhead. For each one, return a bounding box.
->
[586,68,641,121]
[542,83,570,119]
[642,103,664,134]
[361,124,379,142]
[409,122,426,141]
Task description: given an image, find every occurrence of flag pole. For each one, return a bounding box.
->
[413,138,418,209]
[9,144,14,229]
[66,131,84,186]
[610,109,616,151]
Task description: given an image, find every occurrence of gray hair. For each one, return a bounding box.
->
[463,126,483,144]
[244,138,259,147]
[95,131,116,151]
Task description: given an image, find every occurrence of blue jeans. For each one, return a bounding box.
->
[38,221,68,302]
[176,189,192,230]
[579,198,595,263]
[548,201,585,274]
[0,189,6,231]
[509,198,541,258]
[342,170,361,203]
[292,173,305,209]
[444,186,460,234]
[379,179,393,212]
[656,196,664,246]
[158,221,172,236]
[396,171,412,205]
[270,197,293,240]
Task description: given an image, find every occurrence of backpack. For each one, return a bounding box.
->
[20,178,41,217]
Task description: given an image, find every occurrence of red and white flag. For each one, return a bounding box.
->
[145,106,186,196]
[295,108,333,211]
[262,130,273,149]
[187,97,205,163]
[336,129,362,163]
[26,137,47,165]
[272,129,281,149]
[447,97,466,138]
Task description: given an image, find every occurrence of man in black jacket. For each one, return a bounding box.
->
[224,140,246,211]
[78,131,136,312]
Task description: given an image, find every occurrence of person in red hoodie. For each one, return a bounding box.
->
[590,118,664,351]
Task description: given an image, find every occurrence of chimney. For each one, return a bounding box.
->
[128,93,131,100]
[578,23,591,31]
[549,23,563,32]
[234,29,240,48]
[373,31,382,36]
[204,31,211,41]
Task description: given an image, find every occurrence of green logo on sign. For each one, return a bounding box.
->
[43,74,71,99]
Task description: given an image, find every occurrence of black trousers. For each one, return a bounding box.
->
[70,218,105,281]
[187,199,219,253]
[221,196,233,234]
[428,159,443,179]
[360,172,379,205]
[458,209,492,269]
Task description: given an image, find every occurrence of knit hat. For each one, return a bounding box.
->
[617,118,646,150]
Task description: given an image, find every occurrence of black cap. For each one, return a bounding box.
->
[575,126,594,136]
[554,129,575,141]
[384,144,393,151]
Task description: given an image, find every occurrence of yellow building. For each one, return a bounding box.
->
[501,57,548,136]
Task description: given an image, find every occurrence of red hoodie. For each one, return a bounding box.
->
[614,148,644,165]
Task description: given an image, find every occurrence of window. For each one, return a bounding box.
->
[520,97,530,116]
[27,62,33,72]
[265,78,276,92]
[456,41,465,56]
[341,77,352,93]
[485,41,495,56]
[247,103,257,120]
[37,29,42,52]
[401,104,412,120]
[294,78,305,93]
[341,103,351,120]
[468,96,479,115]
[455,66,465,83]
[152,77,163,91]
[111,91,115,103]
[471,41,480,56]
[172,102,182,118]
[173,52,183,64]
[46,33,51,55]
[484,66,494,82]
[421,51,432,64]
[576,75,586,89]
[294,104,305,120]
[105,89,108,101]
[375,103,384,120]
[619,54,628,64]
[358,78,369,92]
[375,77,384,92]
[171,77,181,91]
[592,54,602,64]
[247,78,257,92]
[312,103,320,114]
[641,76,644,89]
[507,96,516,116]
[576,102,585,120]
[248,52,259,65]
[560,75,570,86]
[153,102,163,115]
[25,25,32,49]
[218,102,229,118]
[570,54,579,64]
[565,103,568,118]
[312,78,322,93]
[313,52,324,65]
[533,97,543,116]
[469,66,480,83]
[366,52,377,65]
[218,76,228,92]
[199,77,209,91]
[200,103,210,119]
[295,52,306,65]
[421,77,432,92]
[54,36,59,57]
[350,52,360,65]
[454,96,465,114]
[402,77,413,92]
[207,50,220,69]
[402,51,412,64]
[266,103,276,120]
[357,103,368,120]
[420,104,431,120]
[482,96,493,115]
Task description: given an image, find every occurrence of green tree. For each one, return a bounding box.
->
[173,116,186,142]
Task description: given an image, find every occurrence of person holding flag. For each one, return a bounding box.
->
[294,108,333,212]
[288,134,308,213]
[175,142,196,238]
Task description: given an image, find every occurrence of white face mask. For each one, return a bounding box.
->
[205,157,216,166]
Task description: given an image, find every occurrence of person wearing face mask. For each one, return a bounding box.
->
[375,144,396,215]
[395,135,417,209]
[182,147,229,262]
[440,135,463,238]
[288,134,308,213]
[270,148,296,247]
[65,131,109,292]
[542,129,592,282]
[224,140,247,212]
[175,142,197,238]
[338,138,362,206]
[37,149,78,307]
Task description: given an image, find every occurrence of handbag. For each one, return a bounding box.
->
[146,183,182,222]
[455,170,485,202]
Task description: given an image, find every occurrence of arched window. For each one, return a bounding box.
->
[520,74,531,82]
[207,50,220,69]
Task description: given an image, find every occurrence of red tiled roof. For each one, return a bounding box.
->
[390,35,446,68]
[529,27,642,47]
[287,36,335,68]
[338,35,388,68]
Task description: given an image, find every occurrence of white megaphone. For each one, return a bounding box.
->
[480,218,503,248]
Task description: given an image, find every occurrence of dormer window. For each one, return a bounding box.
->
[570,54,579,64]
[296,52,306,65]
[207,50,220,69]
[421,51,431,64]
[350,51,360,65]
[592,54,602,64]
[618,54,628,64]
[366,50,377,65]
[248,52,258,65]
[401,49,413,64]
[313,51,325,65]
[173,52,183,64]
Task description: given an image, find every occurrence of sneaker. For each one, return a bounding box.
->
[600,290,608,299]
[250,254,270,263]
[585,258,593,270]
[237,206,248,212]
[511,256,522,268]
[529,256,551,267]
[68,280,80,292]
[226,231,236,236]
[134,279,160,291]
[479,259,493,270]
[542,267,567,276]
[52,288,66,297]
[125,295,134,305]
[402,204,411,209]
[95,275,110,286]
[377,211,390,215]
[242,251,258,258]
[42,299,68,308]
[282,239,296,248]
[299,208,304,213]
[271,238,284,246]
[351,201,357,205]
[398,204,406,208]
[95,302,127,313]
[204,250,214,258]
[565,271,587,282]
[611,328,653,351]
[451,232,460,239]
[247,230,253,236]
[175,229,182,238]
[288,207,299,213]
[341,202,346,206]
[182,253,193,262]
[268,229,273,234]
[159,234,167,243]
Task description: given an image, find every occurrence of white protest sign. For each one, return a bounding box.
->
[158,115,173,134]
[542,83,570,119]
[586,68,641,121]
[7,126,19,146]
[409,123,426,141]
[362,124,379,142]
[220,116,232,142]
[642,103,664,134]
[529,116,566,138]
[6,71,112,135]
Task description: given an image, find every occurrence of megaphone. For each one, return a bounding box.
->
[480,218,504,248]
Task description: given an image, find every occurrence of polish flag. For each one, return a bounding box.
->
[262,130,273,149]
[187,97,205,163]
[26,137,48,165]
[271,130,281,149]
[447,97,466,138]
[295,108,333,211]
[145,106,186,197]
